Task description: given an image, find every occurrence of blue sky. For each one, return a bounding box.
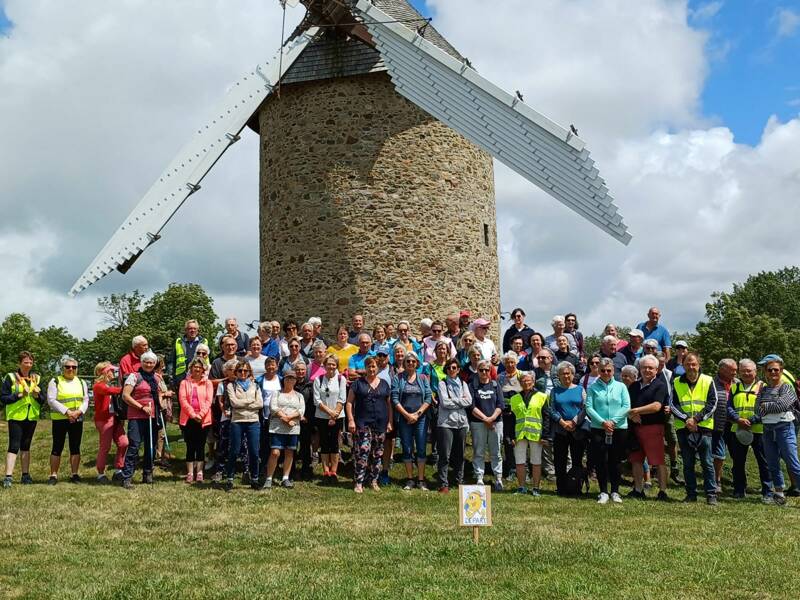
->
[0,0,796,144]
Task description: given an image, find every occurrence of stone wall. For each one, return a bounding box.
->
[258,72,501,341]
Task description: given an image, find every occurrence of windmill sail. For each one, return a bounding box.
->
[352,0,631,245]
[69,27,320,296]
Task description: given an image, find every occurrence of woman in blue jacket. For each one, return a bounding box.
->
[586,357,630,505]
[391,353,433,490]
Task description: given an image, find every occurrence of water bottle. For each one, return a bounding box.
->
[605,432,613,445]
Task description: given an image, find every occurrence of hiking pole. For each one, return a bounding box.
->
[159,410,172,453]
[147,405,155,478]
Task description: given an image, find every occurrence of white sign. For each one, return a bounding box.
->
[459,485,492,527]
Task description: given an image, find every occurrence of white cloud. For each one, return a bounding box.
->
[776,8,800,38]
[1,0,799,341]
[690,1,724,22]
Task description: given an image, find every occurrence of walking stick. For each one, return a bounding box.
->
[147,405,155,476]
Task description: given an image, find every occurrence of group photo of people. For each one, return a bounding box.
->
[3,307,799,506]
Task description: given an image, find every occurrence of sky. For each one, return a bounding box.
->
[1,0,799,340]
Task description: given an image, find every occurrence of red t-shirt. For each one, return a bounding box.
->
[93,381,122,422]
[119,352,142,379]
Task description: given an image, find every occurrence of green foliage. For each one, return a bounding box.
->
[694,267,800,372]
[0,313,79,380]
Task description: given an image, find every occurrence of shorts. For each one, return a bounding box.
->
[629,424,665,466]
[711,431,726,460]
[513,439,543,465]
[271,433,299,450]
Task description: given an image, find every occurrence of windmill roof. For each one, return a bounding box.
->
[282,0,462,86]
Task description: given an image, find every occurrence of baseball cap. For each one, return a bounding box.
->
[643,339,658,348]
[473,317,491,328]
[628,329,644,338]
[757,354,784,366]
[675,340,688,348]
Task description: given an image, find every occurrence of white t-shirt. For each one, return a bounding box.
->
[260,376,281,417]
[473,337,497,362]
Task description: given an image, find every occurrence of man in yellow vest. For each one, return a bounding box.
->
[171,319,209,388]
[670,352,718,505]
[726,358,772,500]
[1,351,46,487]
[509,372,551,497]
[46,356,89,484]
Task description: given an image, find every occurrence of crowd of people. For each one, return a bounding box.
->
[3,307,800,506]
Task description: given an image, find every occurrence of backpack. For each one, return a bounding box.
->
[111,373,139,421]
[557,464,590,497]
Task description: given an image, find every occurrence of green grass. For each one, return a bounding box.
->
[1,420,799,599]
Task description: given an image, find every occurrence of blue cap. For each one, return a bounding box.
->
[757,354,784,366]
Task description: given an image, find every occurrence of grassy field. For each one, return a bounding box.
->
[1,420,799,600]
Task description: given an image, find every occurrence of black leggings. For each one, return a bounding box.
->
[8,420,37,454]
[316,418,342,453]
[181,421,210,462]
[589,428,627,494]
[51,419,83,456]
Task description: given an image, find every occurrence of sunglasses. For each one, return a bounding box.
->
[63,365,78,370]
[600,368,614,373]
[537,356,551,361]
[432,329,443,334]
[766,367,781,373]
[478,368,490,373]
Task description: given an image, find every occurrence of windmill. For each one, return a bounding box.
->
[70,0,631,334]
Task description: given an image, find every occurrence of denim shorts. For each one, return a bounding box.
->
[711,431,727,460]
[270,433,299,450]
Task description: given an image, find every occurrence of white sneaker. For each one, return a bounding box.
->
[476,478,484,486]
[597,492,610,504]
[611,492,623,504]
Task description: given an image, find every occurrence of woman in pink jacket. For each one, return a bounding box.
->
[179,358,214,483]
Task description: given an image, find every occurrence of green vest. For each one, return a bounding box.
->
[782,369,796,388]
[510,391,548,442]
[174,336,206,377]
[4,373,41,421]
[673,374,714,431]
[50,376,86,420]
[730,381,763,434]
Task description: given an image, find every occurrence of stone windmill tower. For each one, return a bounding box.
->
[71,0,631,337]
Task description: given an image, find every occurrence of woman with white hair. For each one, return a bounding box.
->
[620,365,639,387]
[120,351,161,488]
[545,316,577,355]
[46,356,89,484]
[307,340,328,381]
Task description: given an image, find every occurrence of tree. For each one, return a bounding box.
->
[694,268,800,373]
[97,291,144,328]
[0,313,79,380]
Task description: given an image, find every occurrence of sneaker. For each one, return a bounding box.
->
[2,476,11,489]
[476,478,484,486]
[281,479,294,489]
[212,471,223,484]
[122,478,133,490]
[656,491,669,502]
[683,495,698,503]
[439,486,450,494]
[261,478,273,490]
[354,483,364,494]
[514,487,529,495]
[21,473,33,485]
[643,480,653,491]
[142,472,153,484]
[224,479,234,492]
[597,492,610,505]
[69,474,81,484]
[773,494,787,507]
[47,476,57,486]
[626,489,645,500]
[370,481,380,492]
[786,487,800,497]
[670,470,684,485]
[196,472,204,484]
[417,480,429,491]
[529,488,541,497]
[403,479,415,491]
[185,473,194,484]
[611,492,623,504]
[111,470,123,482]
[96,474,109,484]
[378,471,390,486]
[706,495,718,506]
[762,494,775,505]
[492,480,504,492]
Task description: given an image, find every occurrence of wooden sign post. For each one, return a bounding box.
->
[459,485,492,544]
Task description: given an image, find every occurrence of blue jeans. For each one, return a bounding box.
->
[228,421,260,481]
[398,413,427,462]
[762,422,800,490]
[123,418,158,480]
[677,429,716,498]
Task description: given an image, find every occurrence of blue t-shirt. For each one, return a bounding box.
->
[636,322,672,350]
[348,351,375,372]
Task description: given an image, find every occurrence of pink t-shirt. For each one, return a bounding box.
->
[309,361,326,381]
[190,386,200,412]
